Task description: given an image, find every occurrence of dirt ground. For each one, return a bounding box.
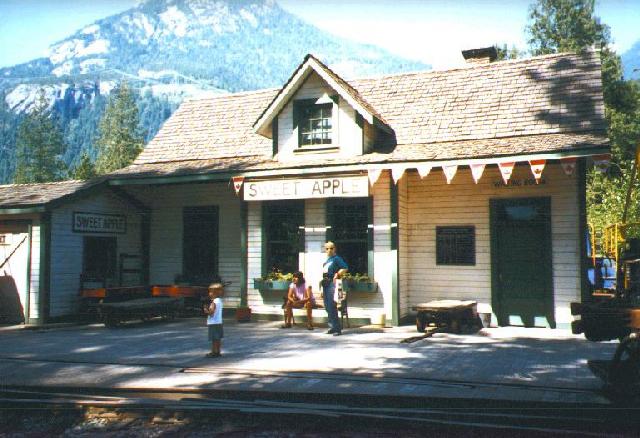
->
[0,407,545,438]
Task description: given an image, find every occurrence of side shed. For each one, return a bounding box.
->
[0,180,146,324]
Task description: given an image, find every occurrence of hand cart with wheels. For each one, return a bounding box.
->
[412,300,481,334]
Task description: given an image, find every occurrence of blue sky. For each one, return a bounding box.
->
[0,0,638,69]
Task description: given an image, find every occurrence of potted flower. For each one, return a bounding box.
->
[341,273,378,292]
[253,270,293,291]
[235,305,252,322]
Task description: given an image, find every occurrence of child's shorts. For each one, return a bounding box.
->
[208,324,224,341]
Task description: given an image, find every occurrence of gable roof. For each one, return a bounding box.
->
[129,50,608,173]
[0,179,102,211]
[252,54,391,138]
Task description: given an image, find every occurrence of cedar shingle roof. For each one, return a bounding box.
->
[132,50,607,172]
[0,180,101,209]
[111,132,608,180]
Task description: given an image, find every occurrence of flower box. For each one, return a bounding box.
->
[342,280,378,293]
[253,278,290,291]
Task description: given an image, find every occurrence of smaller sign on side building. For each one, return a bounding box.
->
[73,212,126,234]
[244,175,369,201]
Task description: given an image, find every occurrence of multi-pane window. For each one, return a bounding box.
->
[327,198,371,275]
[298,103,332,146]
[436,226,476,266]
[264,201,304,274]
[183,206,219,284]
[83,236,117,280]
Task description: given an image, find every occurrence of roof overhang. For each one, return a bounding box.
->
[107,146,609,186]
[253,54,391,138]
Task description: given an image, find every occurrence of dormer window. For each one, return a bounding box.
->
[300,103,332,146]
[293,97,337,150]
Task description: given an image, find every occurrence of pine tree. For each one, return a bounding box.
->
[95,81,144,175]
[13,89,66,184]
[70,151,97,180]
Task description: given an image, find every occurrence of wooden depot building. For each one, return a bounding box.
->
[0,47,610,328]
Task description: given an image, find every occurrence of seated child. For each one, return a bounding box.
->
[282,271,315,330]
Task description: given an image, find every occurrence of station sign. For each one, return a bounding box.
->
[73,212,126,234]
[244,176,369,201]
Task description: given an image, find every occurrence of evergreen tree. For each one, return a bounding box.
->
[13,89,66,184]
[526,0,640,229]
[495,44,521,61]
[0,91,21,183]
[95,81,144,174]
[69,151,97,180]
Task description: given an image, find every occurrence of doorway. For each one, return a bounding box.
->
[490,197,554,328]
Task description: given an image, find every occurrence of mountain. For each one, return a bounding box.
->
[622,39,640,80]
[0,0,429,184]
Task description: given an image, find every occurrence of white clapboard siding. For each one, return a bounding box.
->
[49,192,141,317]
[247,200,268,311]
[302,198,325,294]
[28,219,41,320]
[370,172,392,320]
[129,183,243,307]
[404,163,580,324]
[398,173,410,320]
[277,72,363,161]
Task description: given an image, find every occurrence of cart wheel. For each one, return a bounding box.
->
[416,314,427,332]
[609,333,640,390]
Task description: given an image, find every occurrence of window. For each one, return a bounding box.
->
[327,198,372,275]
[436,226,475,266]
[295,100,333,147]
[83,236,117,280]
[183,206,219,284]
[264,200,304,274]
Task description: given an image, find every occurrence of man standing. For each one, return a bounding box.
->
[322,241,348,336]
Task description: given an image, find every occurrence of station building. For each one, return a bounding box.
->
[0,48,609,328]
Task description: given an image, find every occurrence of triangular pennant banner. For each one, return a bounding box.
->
[470,163,486,184]
[593,154,611,173]
[368,168,382,186]
[443,165,458,184]
[416,164,432,179]
[528,159,546,184]
[498,162,515,184]
[232,176,245,195]
[561,158,577,176]
[391,165,407,184]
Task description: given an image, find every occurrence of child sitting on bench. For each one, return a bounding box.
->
[281,271,315,330]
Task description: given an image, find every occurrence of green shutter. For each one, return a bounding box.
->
[272,118,278,156]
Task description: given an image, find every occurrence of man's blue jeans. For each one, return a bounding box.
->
[323,283,341,332]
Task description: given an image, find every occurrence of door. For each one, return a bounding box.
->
[183,206,219,285]
[490,198,554,328]
[0,221,30,324]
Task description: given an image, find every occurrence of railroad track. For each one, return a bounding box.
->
[0,386,634,436]
[1,356,638,435]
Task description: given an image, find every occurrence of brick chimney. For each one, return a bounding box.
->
[461,46,498,65]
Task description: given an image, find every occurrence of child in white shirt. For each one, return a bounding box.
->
[204,283,224,358]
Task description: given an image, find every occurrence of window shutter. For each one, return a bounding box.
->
[272,118,278,156]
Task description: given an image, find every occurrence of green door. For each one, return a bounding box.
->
[490,198,554,328]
